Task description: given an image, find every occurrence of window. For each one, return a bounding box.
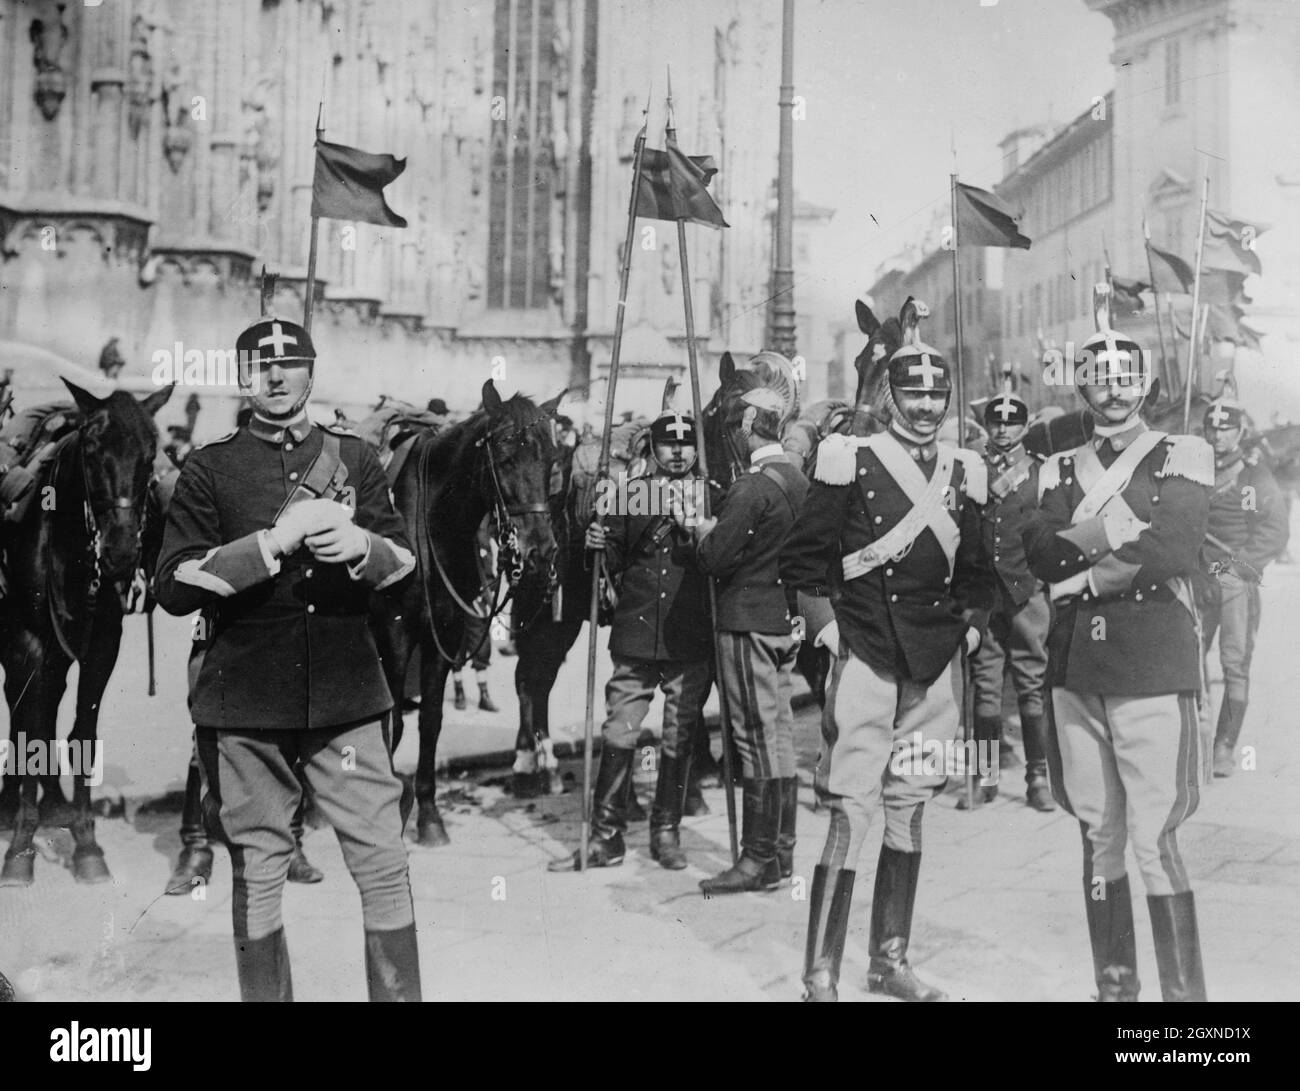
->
[487,0,558,309]
[1165,39,1181,107]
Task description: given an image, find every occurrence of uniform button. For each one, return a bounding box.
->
[874,516,883,524]
[1135,592,1143,601]
[662,569,668,575]
[994,554,1000,562]
[890,594,898,602]
[285,442,293,451]
[289,471,299,482]
[858,468,867,477]
[995,517,1001,523]
[1152,496,1159,503]
[306,604,315,614]
[305,568,313,578]
[1060,560,1067,566]
[885,568,893,576]
[944,576,951,585]
[1090,548,1098,555]
[1064,477,1073,485]
[660,592,666,599]
[866,491,875,499]
[933,600,941,607]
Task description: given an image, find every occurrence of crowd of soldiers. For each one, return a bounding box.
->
[0,304,1288,1005]
[546,318,1288,1005]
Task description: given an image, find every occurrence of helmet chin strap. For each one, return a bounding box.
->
[243,374,314,420]
[885,384,948,443]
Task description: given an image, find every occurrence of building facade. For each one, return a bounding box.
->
[0,0,785,436]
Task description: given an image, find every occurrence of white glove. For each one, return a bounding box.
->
[1100,498,1147,550]
[305,521,369,564]
[964,626,982,655]
[814,619,840,657]
[1050,570,1090,601]
[270,498,350,555]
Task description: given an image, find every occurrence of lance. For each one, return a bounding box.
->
[1183,176,1210,433]
[303,102,324,332]
[1141,214,1173,393]
[578,109,650,872]
[948,170,975,812]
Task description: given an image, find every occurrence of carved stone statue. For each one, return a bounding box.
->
[29,6,70,121]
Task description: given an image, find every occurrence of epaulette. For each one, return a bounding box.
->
[1038,450,1073,497]
[951,447,988,505]
[812,433,866,485]
[1159,433,1214,487]
[195,430,238,449]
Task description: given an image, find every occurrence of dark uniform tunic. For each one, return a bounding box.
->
[156,416,412,729]
[780,429,994,863]
[598,469,711,755]
[155,411,415,941]
[1023,422,1213,896]
[971,442,1051,738]
[698,445,808,780]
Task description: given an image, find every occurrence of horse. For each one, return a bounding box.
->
[0,380,173,885]
[375,379,563,846]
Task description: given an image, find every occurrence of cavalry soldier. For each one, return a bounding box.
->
[549,409,712,872]
[781,338,993,1002]
[156,316,421,1002]
[1195,397,1289,777]
[693,386,809,894]
[1024,327,1213,1002]
[963,389,1054,812]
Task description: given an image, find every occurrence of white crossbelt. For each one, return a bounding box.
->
[841,432,958,581]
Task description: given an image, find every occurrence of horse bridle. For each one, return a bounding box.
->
[78,436,153,611]
[416,411,560,665]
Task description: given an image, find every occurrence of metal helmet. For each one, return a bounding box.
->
[235,317,316,418]
[648,409,698,476]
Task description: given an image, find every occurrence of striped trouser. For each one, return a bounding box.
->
[1048,689,1203,896]
[817,651,961,869]
[717,630,798,780]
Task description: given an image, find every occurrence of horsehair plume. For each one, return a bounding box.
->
[1093,281,1113,334]
[899,296,930,348]
[746,350,800,424]
[661,376,679,412]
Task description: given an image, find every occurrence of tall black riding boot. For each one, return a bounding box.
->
[166,750,214,895]
[234,929,293,1003]
[288,796,324,884]
[957,714,1001,809]
[1085,873,1140,1001]
[802,865,855,1002]
[1021,707,1056,811]
[1212,698,1247,778]
[866,846,946,1001]
[364,924,423,1002]
[548,744,635,871]
[699,779,781,895]
[777,776,798,879]
[649,752,690,870]
[1148,892,1207,1002]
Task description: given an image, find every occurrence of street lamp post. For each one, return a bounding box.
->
[769,0,796,357]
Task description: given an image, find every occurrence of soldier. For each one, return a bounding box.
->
[781,338,993,1002]
[156,316,421,1002]
[1195,397,1289,777]
[693,386,809,894]
[963,390,1055,812]
[1023,327,1212,1002]
[451,518,500,712]
[549,410,712,872]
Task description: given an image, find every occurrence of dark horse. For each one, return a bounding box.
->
[376,380,562,846]
[0,380,172,885]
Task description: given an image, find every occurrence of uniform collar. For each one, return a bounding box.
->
[749,443,785,465]
[249,410,313,445]
[1093,418,1147,453]
[988,441,1024,469]
[889,421,937,462]
[1214,448,1244,472]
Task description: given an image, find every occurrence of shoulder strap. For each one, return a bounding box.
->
[760,464,798,518]
[273,431,347,522]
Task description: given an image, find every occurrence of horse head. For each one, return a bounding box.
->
[701,351,764,496]
[852,295,929,426]
[478,379,563,577]
[63,379,172,584]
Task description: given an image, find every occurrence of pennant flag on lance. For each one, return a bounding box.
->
[312,139,409,227]
[1111,275,1148,316]
[1198,269,1251,306]
[954,182,1031,249]
[1146,243,1195,294]
[1203,211,1266,277]
[635,134,729,228]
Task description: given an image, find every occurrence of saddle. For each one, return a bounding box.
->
[1,401,81,523]
[348,402,445,487]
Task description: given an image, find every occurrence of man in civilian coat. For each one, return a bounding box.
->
[156,316,420,1002]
